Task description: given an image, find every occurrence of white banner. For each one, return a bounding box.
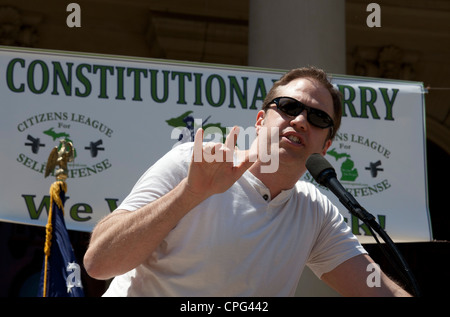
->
[0,47,431,243]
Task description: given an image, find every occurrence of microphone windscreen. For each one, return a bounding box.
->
[305,153,335,181]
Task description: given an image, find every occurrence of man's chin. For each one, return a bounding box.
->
[277,148,307,164]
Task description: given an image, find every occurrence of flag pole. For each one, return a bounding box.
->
[41,139,75,297]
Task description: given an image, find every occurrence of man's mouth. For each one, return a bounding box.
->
[283,134,304,146]
[286,135,301,144]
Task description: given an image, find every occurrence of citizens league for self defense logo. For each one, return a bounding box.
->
[16,112,114,179]
[303,131,393,198]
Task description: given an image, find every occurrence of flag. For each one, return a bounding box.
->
[37,181,84,297]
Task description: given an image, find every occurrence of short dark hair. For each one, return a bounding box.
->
[262,66,342,141]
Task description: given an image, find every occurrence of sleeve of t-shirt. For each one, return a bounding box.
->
[116,143,192,212]
[306,189,367,279]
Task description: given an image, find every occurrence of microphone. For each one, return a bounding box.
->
[305,153,374,222]
[306,153,422,296]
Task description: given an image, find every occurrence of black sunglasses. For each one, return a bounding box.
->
[270,96,334,129]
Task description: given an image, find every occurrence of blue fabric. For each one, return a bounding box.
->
[37,186,84,297]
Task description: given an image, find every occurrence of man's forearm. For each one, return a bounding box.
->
[84,177,207,280]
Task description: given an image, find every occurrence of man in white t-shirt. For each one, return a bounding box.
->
[84,67,411,297]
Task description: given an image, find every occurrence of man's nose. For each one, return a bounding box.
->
[289,109,308,130]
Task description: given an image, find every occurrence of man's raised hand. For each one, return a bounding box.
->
[185,126,255,200]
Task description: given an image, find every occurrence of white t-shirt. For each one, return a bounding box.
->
[103,143,366,297]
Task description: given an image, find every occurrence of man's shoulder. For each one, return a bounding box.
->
[294,179,322,194]
[169,141,195,153]
[294,180,332,205]
[163,142,195,162]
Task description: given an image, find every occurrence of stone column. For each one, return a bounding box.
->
[248,0,346,74]
[249,0,347,296]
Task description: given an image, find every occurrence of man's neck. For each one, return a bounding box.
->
[247,161,305,199]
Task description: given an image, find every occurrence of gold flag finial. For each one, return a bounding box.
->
[44,139,75,181]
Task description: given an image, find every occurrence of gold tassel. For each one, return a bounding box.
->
[42,181,67,297]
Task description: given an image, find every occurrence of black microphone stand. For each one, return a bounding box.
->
[349,205,422,297]
[306,153,421,296]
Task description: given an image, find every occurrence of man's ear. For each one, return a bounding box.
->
[321,139,333,156]
[255,110,265,127]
